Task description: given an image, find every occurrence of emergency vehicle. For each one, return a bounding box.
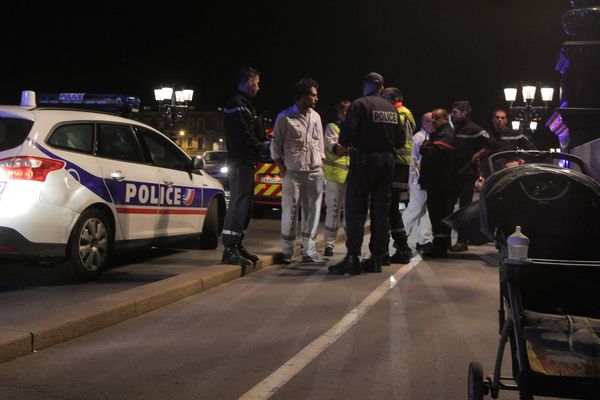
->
[0,91,226,281]
[253,129,282,209]
[254,159,282,206]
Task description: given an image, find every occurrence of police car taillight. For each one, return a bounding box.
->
[0,157,64,181]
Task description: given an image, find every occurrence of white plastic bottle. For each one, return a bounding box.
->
[507,226,529,260]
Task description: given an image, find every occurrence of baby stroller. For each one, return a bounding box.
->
[468,150,600,400]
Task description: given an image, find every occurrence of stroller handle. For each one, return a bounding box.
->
[485,150,590,176]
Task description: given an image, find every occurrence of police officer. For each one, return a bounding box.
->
[221,66,267,266]
[328,72,404,275]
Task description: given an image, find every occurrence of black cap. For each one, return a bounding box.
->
[364,72,384,85]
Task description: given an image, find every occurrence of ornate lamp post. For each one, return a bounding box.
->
[503,83,554,136]
[154,85,194,126]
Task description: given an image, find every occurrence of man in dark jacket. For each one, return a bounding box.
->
[449,100,491,252]
[328,72,404,275]
[221,66,267,266]
[483,108,537,174]
[419,108,456,258]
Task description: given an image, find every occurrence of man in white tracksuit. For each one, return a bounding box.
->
[322,100,351,257]
[402,112,433,252]
[271,78,326,264]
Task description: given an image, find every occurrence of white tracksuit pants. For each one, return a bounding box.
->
[280,170,324,258]
[323,179,346,248]
[402,174,433,246]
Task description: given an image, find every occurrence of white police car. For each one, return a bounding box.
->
[0,91,226,281]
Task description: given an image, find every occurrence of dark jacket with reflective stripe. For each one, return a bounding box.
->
[223,90,265,165]
[491,125,536,152]
[453,118,491,176]
[339,94,404,154]
[419,123,456,191]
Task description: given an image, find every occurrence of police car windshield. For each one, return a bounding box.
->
[0,118,34,151]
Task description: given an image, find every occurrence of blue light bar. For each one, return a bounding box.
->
[37,93,141,116]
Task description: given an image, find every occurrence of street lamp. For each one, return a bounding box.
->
[503,83,554,136]
[154,85,194,126]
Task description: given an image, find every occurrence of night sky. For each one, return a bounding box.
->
[1,1,569,145]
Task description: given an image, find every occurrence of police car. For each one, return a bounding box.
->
[0,91,226,281]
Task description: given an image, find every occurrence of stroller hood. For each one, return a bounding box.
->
[479,163,600,260]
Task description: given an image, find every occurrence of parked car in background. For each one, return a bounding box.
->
[0,91,226,281]
[201,150,229,190]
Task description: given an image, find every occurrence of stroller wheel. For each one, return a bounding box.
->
[468,361,486,400]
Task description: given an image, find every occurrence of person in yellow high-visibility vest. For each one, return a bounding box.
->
[322,100,351,257]
[382,87,415,264]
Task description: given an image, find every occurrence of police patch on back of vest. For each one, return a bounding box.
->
[373,111,398,124]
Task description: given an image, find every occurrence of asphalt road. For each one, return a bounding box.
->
[0,212,284,326]
[0,230,548,399]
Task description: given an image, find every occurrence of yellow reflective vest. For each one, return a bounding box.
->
[323,122,350,184]
[394,102,416,166]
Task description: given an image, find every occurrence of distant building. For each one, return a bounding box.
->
[133,109,225,157]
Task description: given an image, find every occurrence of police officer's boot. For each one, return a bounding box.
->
[236,241,259,264]
[361,255,383,273]
[328,255,361,275]
[222,245,253,266]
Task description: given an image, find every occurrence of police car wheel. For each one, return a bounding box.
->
[62,209,113,281]
[200,198,219,249]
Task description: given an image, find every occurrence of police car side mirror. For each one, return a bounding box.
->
[191,156,205,171]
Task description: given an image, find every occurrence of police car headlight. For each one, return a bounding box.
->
[220,166,228,174]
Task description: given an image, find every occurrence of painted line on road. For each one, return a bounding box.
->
[239,256,422,400]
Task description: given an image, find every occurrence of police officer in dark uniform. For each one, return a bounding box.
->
[221,66,267,266]
[328,72,404,275]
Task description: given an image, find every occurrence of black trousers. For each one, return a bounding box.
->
[345,152,394,257]
[454,173,477,243]
[426,187,456,251]
[222,162,255,246]
[390,163,409,250]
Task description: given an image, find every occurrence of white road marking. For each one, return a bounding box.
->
[239,257,421,400]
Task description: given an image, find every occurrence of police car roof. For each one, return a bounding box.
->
[33,107,137,120]
[0,105,157,134]
[0,106,36,120]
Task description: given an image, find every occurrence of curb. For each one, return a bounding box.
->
[0,225,365,363]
